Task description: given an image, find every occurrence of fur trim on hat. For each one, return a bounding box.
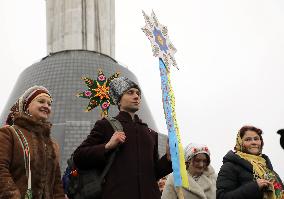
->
[109,77,141,104]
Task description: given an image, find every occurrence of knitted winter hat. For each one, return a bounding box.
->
[6,85,51,125]
[184,143,211,163]
[109,77,141,104]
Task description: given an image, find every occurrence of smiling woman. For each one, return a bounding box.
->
[26,93,52,121]
[239,127,263,155]
[0,85,65,198]
[216,125,284,199]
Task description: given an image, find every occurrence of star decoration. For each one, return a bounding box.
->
[94,83,110,100]
[77,70,120,117]
[142,10,178,71]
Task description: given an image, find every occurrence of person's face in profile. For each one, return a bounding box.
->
[119,88,141,113]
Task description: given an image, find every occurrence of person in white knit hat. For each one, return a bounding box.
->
[162,143,216,199]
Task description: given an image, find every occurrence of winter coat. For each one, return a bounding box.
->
[0,114,65,199]
[216,150,283,199]
[161,165,216,199]
[73,111,173,199]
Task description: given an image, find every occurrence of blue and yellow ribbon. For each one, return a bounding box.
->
[159,58,188,188]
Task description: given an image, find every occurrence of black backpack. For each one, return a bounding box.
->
[62,117,123,199]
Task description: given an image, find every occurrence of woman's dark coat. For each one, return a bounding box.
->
[216,150,283,199]
[73,111,173,199]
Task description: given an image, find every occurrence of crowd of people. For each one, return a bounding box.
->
[0,76,283,199]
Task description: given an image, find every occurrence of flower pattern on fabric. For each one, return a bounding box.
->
[236,151,284,199]
[76,69,119,117]
[264,171,284,199]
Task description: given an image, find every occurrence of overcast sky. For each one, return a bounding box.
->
[0,0,283,177]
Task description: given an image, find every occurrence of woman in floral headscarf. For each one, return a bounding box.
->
[0,86,65,199]
[217,125,284,199]
[162,143,216,199]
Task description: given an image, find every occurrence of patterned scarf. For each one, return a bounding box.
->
[235,132,283,199]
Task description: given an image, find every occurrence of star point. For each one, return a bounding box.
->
[142,10,178,71]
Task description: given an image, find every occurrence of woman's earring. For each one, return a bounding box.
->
[25,109,32,117]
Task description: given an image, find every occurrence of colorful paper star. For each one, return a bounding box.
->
[77,70,119,117]
[142,10,178,71]
[142,11,189,192]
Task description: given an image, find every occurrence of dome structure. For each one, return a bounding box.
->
[0,50,167,171]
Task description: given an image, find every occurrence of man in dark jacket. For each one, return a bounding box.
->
[73,77,172,199]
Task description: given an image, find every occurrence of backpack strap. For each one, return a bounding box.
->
[99,117,123,181]
[104,116,123,132]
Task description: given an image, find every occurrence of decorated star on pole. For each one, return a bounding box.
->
[142,10,178,71]
[142,10,188,199]
[77,70,119,117]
